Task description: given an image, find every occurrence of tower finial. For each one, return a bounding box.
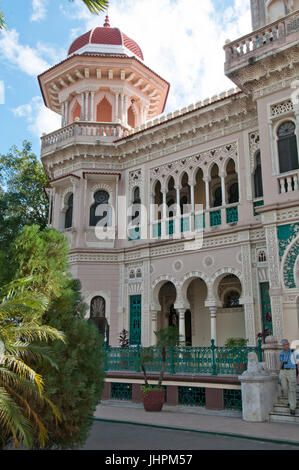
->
[103,11,110,28]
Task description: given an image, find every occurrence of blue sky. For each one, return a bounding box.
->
[0,0,251,157]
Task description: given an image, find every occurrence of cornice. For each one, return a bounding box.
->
[42,93,258,177]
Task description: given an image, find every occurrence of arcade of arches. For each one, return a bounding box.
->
[155,275,245,347]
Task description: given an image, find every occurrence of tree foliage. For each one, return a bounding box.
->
[3,225,105,449]
[0,278,65,449]
[0,1,109,30]
[0,142,49,254]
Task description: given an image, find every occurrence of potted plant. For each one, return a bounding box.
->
[224,337,249,374]
[140,326,179,412]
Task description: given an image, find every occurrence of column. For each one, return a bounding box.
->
[151,311,158,346]
[241,242,256,346]
[174,186,181,237]
[221,173,226,206]
[265,223,284,342]
[124,95,129,126]
[65,100,69,126]
[81,93,85,121]
[209,306,217,345]
[190,184,195,212]
[115,93,119,121]
[120,94,124,124]
[85,92,89,121]
[162,190,167,238]
[204,177,210,210]
[90,92,95,122]
[61,102,65,127]
[177,308,186,345]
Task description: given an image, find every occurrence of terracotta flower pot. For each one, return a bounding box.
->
[142,389,165,412]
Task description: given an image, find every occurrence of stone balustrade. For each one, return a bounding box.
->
[41,121,130,150]
[224,10,299,72]
[278,170,299,194]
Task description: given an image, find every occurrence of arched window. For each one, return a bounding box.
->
[254,151,263,198]
[133,187,141,204]
[65,193,73,229]
[128,106,136,128]
[131,187,141,224]
[90,190,110,227]
[168,304,178,328]
[90,296,109,344]
[180,195,188,214]
[96,97,112,122]
[277,121,298,173]
[71,100,81,122]
[213,186,222,207]
[228,182,239,204]
[223,290,240,308]
[167,198,175,218]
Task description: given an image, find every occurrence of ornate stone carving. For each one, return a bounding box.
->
[242,352,269,378]
[271,99,294,118]
[129,169,143,191]
[150,141,238,190]
[249,130,260,172]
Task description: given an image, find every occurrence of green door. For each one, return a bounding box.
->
[260,282,273,336]
[129,295,141,346]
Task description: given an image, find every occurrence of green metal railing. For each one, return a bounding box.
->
[152,222,162,238]
[167,219,175,236]
[104,339,263,376]
[210,210,221,227]
[194,213,205,230]
[226,206,238,224]
[181,215,190,233]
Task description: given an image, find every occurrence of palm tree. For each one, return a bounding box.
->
[0,278,65,449]
[0,1,109,30]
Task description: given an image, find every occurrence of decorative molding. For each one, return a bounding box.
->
[248,130,260,172]
[150,141,238,190]
[270,99,294,119]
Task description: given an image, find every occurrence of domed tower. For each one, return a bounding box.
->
[38,15,170,132]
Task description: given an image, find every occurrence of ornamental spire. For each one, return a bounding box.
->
[103,12,110,28]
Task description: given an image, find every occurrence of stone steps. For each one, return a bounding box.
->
[273,404,299,413]
[269,387,299,423]
[269,413,299,424]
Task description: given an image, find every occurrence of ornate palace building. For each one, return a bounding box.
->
[39,0,299,350]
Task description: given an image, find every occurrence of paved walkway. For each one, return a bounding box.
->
[94,401,299,446]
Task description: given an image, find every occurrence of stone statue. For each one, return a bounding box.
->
[241,352,270,377]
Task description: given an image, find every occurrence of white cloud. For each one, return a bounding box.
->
[31,0,47,22]
[0,29,50,76]
[67,0,251,113]
[12,96,61,138]
[0,29,65,76]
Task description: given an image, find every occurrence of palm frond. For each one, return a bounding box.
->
[4,383,48,447]
[80,0,109,14]
[0,9,6,30]
[2,355,44,391]
[0,386,33,448]
[5,344,59,370]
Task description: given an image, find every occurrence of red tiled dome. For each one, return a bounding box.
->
[68,17,144,60]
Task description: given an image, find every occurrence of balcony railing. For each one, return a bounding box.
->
[151,206,239,240]
[104,340,263,376]
[278,170,299,194]
[41,121,130,150]
[224,10,299,72]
